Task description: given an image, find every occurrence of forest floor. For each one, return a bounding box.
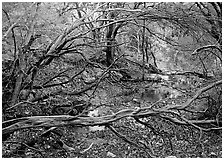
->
[2,84,222,158]
[2,113,222,158]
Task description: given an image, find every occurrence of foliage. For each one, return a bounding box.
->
[2,2,222,158]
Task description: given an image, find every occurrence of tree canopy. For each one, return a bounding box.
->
[2,2,222,158]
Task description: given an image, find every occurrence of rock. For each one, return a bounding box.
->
[107,151,116,157]
[89,126,105,132]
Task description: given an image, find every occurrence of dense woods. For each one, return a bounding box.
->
[2,2,222,158]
